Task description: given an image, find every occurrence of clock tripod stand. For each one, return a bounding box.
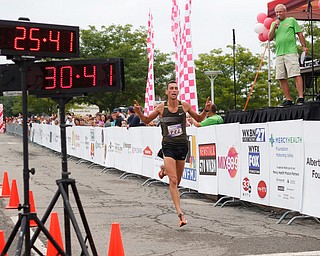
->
[1,59,98,256]
[1,59,66,256]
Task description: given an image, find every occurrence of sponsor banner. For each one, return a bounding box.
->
[302,121,320,218]
[32,123,44,145]
[216,123,241,198]
[77,126,86,161]
[197,126,218,195]
[131,128,143,176]
[268,120,304,211]
[48,125,61,152]
[141,126,155,178]
[105,127,116,168]
[113,127,124,171]
[179,127,199,191]
[240,123,269,205]
[121,128,132,173]
[153,127,166,182]
[81,126,93,162]
[93,127,104,166]
[66,126,72,158]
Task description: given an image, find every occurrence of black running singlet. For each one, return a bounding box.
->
[159,101,187,144]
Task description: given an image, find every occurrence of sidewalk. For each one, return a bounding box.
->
[1,133,320,255]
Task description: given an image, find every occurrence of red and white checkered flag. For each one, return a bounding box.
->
[171,0,198,112]
[179,0,198,112]
[0,104,4,133]
[171,0,181,86]
[144,10,155,116]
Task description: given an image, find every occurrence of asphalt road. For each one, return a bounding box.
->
[1,132,320,256]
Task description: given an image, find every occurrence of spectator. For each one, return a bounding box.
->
[126,106,141,128]
[189,104,223,127]
[112,108,124,127]
[268,3,308,106]
[66,115,74,125]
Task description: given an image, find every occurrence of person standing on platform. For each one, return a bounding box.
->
[268,3,308,107]
[134,80,212,227]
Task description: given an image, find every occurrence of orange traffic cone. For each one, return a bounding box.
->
[108,222,125,256]
[0,172,10,198]
[46,212,64,256]
[5,179,20,209]
[29,190,37,227]
[0,230,8,256]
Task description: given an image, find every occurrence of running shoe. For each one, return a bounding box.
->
[296,98,304,105]
[282,100,294,107]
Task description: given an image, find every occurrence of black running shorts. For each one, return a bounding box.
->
[161,143,189,161]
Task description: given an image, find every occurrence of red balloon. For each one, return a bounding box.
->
[318,0,320,8]
[263,29,270,41]
[257,13,267,23]
[258,33,267,42]
[263,17,273,29]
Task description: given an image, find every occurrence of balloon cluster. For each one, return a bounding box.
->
[254,13,274,42]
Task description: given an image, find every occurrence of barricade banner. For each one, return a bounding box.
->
[121,128,132,174]
[67,126,81,159]
[179,127,199,191]
[216,123,241,198]
[141,127,156,178]
[105,127,116,168]
[41,122,50,147]
[32,123,43,145]
[301,121,320,218]
[197,126,218,195]
[268,120,304,211]
[66,126,72,157]
[79,126,92,162]
[153,127,166,182]
[131,128,143,176]
[74,126,84,160]
[113,127,125,171]
[240,123,269,205]
[51,125,60,152]
[46,125,59,152]
[93,127,104,166]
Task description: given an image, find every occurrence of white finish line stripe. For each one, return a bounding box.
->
[247,251,320,256]
[10,216,47,255]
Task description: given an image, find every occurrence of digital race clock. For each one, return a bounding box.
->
[0,59,125,97]
[0,19,79,58]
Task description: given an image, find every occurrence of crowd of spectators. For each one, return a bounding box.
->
[5,106,156,128]
[5,105,223,129]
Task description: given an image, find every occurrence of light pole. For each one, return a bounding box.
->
[204,70,222,104]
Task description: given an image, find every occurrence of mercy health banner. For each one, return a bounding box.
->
[268,120,304,212]
[240,123,269,206]
[216,123,241,198]
[301,121,320,218]
[197,126,218,195]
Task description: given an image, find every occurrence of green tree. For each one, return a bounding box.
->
[195,45,282,112]
[73,24,174,112]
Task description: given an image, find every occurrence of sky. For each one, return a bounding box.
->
[0,0,271,64]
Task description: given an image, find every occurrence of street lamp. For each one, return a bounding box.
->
[204,70,222,104]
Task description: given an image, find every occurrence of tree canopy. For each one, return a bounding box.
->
[2,21,316,117]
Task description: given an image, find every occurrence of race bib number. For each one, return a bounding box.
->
[168,124,183,137]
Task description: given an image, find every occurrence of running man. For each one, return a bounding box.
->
[134,80,212,227]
